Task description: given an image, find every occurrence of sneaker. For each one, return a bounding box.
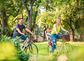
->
[48,42,53,46]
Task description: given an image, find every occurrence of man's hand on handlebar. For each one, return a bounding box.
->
[31,33,34,35]
[21,33,25,35]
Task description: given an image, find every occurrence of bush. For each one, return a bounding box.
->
[18,51,30,61]
[0,35,30,61]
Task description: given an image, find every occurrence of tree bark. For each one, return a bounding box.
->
[31,11,38,31]
[15,0,23,18]
[83,26,84,41]
[28,0,33,30]
[72,29,74,42]
[31,0,41,31]
[21,0,30,19]
[80,35,83,41]
[21,0,34,42]
[69,18,75,42]
[1,11,4,35]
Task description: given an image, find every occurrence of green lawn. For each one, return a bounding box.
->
[31,41,84,61]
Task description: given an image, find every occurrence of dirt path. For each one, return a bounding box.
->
[28,54,68,61]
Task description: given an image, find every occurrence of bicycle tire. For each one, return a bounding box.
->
[62,43,73,54]
[47,45,61,56]
[47,45,52,55]
[25,43,38,59]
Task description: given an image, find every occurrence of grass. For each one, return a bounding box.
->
[31,41,84,61]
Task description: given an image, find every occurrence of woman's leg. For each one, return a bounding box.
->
[50,34,57,53]
[57,34,62,39]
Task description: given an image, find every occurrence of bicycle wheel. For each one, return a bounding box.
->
[25,43,38,59]
[62,43,73,54]
[47,45,61,56]
[54,45,61,56]
[47,45,52,55]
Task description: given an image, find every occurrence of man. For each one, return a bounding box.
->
[13,18,33,40]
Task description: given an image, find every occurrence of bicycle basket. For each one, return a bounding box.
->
[61,35,70,42]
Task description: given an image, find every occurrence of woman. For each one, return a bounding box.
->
[50,18,69,54]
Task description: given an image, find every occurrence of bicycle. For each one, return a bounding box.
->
[47,33,73,56]
[14,34,38,59]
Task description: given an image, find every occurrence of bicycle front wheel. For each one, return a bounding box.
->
[62,43,73,54]
[25,43,38,59]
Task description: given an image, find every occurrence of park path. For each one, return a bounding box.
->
[28,54,68,61]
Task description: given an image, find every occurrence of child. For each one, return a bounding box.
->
[46,28,52,46]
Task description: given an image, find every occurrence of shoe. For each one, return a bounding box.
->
[48,42,53,46]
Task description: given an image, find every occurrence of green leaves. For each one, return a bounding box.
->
[0,35,11,42]
[0,35,30,61]
[18,51,30,61]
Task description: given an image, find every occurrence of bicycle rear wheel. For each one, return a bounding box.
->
[25,43,38,59]
[47,45,52,55]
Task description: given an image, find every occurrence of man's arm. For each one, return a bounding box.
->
[60,25,69,33]
[25,28,34,35]
[16,28,25,35]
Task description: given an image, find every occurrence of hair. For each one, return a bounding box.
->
[19,18,23,20]
[57,18,61,21]
[47,28,50,29]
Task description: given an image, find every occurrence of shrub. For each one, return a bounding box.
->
[0,35,30,61]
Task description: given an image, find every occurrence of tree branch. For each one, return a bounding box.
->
[21,0,30,18]
[15,0,23,18]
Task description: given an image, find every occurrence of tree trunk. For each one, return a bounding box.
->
[69,26,75,42]
[21,0,30,19]
[15,0,23,18]
[21,0,34,42]
[83,27,84,41]
[69,17,75,42]
[72,30,74,42]
[1,9,9,36]
[28,0,33,30]
[1,11,4,35]
[31,11,38,31]
[80,35,83,41]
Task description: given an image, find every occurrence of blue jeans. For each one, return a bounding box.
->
[50,34,62,52]
[13,35,29,40]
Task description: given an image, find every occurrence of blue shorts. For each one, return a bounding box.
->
[13,35,29,40]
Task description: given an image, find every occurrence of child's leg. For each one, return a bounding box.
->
[48,38,52,46]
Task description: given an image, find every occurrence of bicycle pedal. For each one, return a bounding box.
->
[30,51,33,53]
[25,47,27,49]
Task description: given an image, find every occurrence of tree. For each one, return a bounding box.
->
[59,0,84,41]
[36,0,84,41]
[0,0,19,36]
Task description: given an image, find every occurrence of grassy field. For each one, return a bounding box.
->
[29,41,84,61]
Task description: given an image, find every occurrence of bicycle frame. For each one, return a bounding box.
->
[22,37,29,51]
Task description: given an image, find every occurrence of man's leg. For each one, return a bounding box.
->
[21,35,28,46]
